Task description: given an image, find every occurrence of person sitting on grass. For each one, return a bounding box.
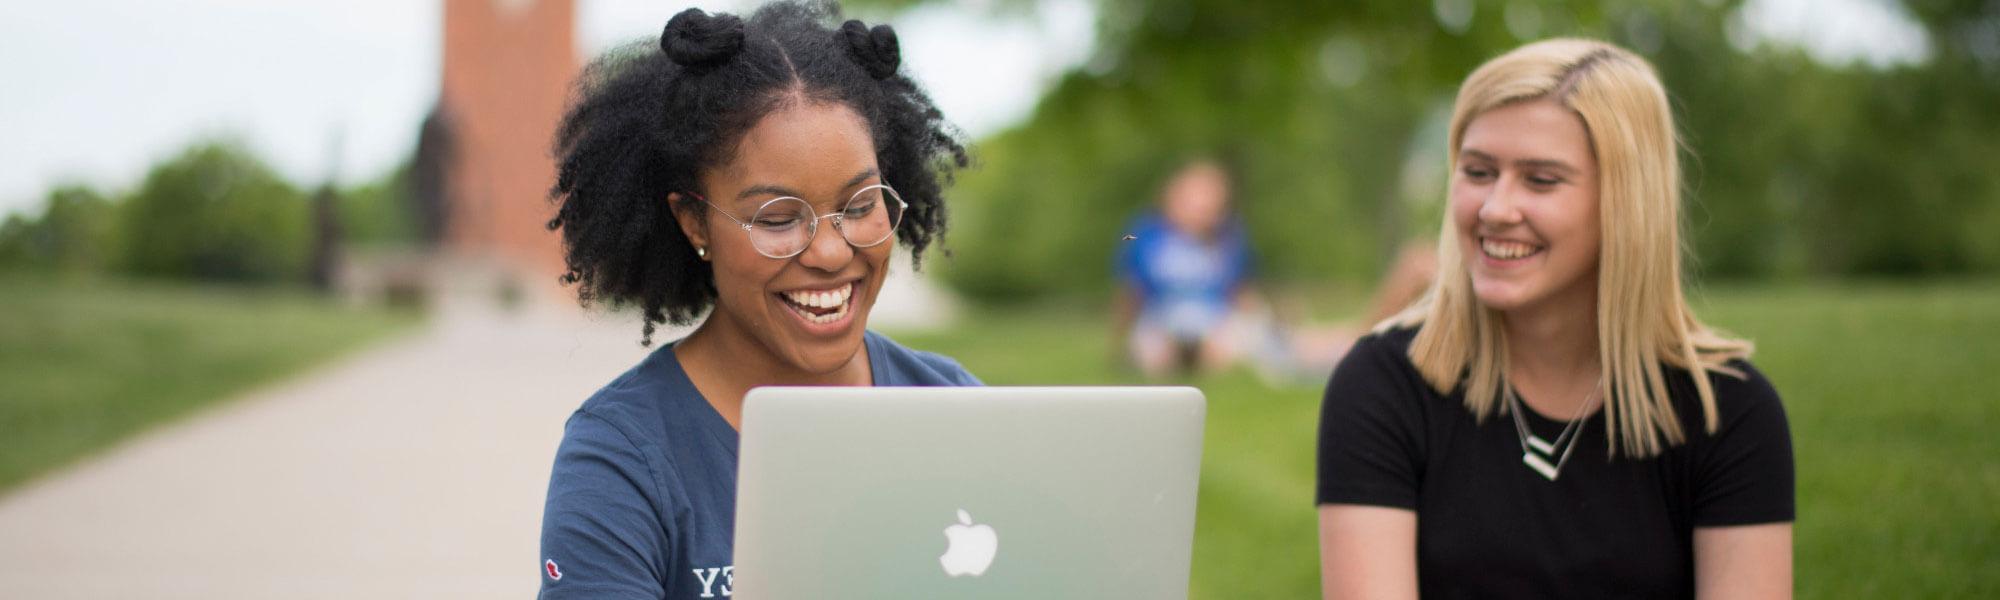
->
[1112,159,1267,378]
[1112,160,1434,385]
[537,3,979,598]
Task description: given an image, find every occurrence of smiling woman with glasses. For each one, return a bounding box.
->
[535,3,981,598]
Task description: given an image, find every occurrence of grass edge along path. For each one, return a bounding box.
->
[0,277,420,493]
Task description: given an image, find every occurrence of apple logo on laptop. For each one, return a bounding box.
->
[940,509,997,577]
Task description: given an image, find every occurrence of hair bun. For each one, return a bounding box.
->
[838,20,900,79]
[662,8,745,68]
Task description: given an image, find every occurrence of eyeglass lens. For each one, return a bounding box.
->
[745,185,903,258]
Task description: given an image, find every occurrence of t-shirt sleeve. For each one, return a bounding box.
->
[1315,334,1425,509]
[1691,363,1796,526]
[927,352,983,386]
[539,412,670,599]
[950,364,984,387]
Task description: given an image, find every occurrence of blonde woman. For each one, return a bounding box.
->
[1315,39,1793,599]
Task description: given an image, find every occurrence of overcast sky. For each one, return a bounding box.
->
[0,0,1924,217]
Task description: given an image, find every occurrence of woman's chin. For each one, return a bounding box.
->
[779,314,871,375]
[1471,281,1536,313]
[783,339,865,376]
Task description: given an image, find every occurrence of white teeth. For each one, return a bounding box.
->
[804,298,850,324]
[780,283,853,317]
[1482,239,1539,260]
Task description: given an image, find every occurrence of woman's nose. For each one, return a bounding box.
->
[795,219,855,270]
[1477,178,1525,225]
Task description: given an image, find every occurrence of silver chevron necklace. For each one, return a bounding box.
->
[1507,378,1602,481]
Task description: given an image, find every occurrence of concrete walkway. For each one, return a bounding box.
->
[0,270,956,598]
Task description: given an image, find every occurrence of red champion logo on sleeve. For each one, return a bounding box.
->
[545,559,563,581]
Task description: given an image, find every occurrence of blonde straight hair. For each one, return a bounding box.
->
[1384,39,1752,458]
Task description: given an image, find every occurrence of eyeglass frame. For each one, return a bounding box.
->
[681,183,908,259]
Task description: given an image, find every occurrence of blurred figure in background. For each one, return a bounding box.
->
[1112,160,1272,378]
[1112,160,1438,383]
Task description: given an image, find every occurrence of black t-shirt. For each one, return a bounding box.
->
[1316,327,1793,599]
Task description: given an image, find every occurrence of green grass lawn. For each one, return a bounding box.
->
[2,275,1989,596]
[0,276,419,492]
[894,280,2000,599]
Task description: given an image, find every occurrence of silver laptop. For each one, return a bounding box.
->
[732,386,1206,599]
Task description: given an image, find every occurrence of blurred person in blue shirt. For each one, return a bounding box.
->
[1112,160,1437,383]
[1113,160,1268,377]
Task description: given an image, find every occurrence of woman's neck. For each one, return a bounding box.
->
[1501,286,1602,418]
[673,314,872,429]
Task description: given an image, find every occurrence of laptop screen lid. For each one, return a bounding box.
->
[732,386,1206,600]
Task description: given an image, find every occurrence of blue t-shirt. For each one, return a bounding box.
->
[1116,214,1255,340]
[538,330,980,599]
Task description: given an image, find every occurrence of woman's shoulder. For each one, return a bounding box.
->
[1717,358,1784,418]
[1324,324,1437,410]
[1360,324,1422,352]
[1665,356,1787,439]
[1713,358,1779,400]
[1672,356,1784,408]
[1336,325,1423,378]
[571,344,700,434]
[865,330,982,386]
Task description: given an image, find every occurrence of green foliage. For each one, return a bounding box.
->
[921,0,2000,300]
[3,135,423,285]
[120,140,311,283]
[892,280,2000,598]
[337,162,420,246]
[0,276,417,491]
[0,184,120,274]
[0,216,25,266]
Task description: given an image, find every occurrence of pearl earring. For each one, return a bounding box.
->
[696,246,708,259]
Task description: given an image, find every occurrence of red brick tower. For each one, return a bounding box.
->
[438,0,577,278]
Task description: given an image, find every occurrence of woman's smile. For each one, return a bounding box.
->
[1478,237,1544,263]
[775,280,858,331]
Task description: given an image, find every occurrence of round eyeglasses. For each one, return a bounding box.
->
[690,184,907,259]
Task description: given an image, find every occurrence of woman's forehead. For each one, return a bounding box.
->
[708,102,879,201]
[1459,100,1594,168]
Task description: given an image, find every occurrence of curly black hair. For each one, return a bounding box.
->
[547,1,969,345]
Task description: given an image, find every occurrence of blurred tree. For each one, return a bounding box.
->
[3,139,424,283]
[337,162,420,246]
[0,216,26,267]
[856,0,2000,300]
[0,184,120,274]
[1809,0,2000,275]
[120,140,310,283]
[409,107,455,247]
[308,182,344,292]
